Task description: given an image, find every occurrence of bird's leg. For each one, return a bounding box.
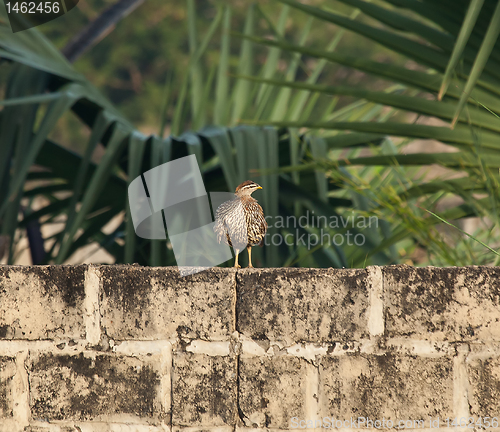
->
[247,246,253,268]
[234,250,241,268]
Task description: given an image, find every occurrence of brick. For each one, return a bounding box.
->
[23,426,168,432]
[172,353,236,426]
[0,356,16,418]
[319,353,453,422]
[385,266,500,341]
[0,266,85,340]
[100,266,234,340]
[22,428,78,432]
[173,428,231,432]
[239,356,308,428]
[468,356,500,416]
[28,352,167,422]
[237,268,369,343]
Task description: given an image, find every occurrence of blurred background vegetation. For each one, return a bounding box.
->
[0,0,499,268]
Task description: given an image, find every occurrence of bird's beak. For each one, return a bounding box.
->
[257,186,262,189]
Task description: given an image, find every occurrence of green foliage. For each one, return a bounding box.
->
[0,2,391,267]
[1,0,500,267]
[235,0,500,266]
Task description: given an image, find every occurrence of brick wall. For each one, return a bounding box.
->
[1,265,500,431]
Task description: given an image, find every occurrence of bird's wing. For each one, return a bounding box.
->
[213,199,238,245]
[213,209,228,244]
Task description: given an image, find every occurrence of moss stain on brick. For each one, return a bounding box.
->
[30,352,160,421]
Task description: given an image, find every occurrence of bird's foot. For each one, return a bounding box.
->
[234,264,241,269]
[247,264,254,268]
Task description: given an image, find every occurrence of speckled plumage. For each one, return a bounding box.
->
[213,180,267,268]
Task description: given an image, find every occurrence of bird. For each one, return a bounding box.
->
[213,180,267,268]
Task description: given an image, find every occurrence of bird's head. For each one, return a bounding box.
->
[235,180,263,197]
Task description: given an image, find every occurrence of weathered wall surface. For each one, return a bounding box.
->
[1,265,500,432]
